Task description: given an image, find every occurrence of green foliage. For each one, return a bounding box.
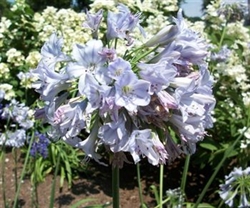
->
[26,0,73,12]
[25,140,87,188]
[0,0,11,18]
[2,2,38,56]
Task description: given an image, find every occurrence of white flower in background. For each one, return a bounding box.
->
[6,48,25,66]
[0,63,10,79]
[227,65,247,83]
[90,0,116,11]
[0,84,15,100]
[25,51,41,68]
[10,0,26,11]
[17,71,38,89]
[0,17,12,42]
[240,127,250,149]
[33,7,89,53]
[242,92,250,107]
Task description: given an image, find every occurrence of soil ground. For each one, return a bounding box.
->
[0,149,219,208]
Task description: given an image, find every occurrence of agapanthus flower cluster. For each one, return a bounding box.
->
[31,4,215,166]
[219,167,250,207]
[217,1,247,22]
[0,98,34,148]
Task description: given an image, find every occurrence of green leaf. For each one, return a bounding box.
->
[199,142,218,151]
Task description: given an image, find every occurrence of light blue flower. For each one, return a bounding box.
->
[210,45,231,62]
[125,129,168,165]
[0,129,26,148]
[78,73,111,114]
[67,39,105,78]
[106,4,145,45]
[138,59,177,94]
[114,71,150,112]
[46,100,87,139]
[219,167,250,208]
[98,113,130,152]
[83,9,103,32]
[1,99,34,129]
[40,33,70,69]
[144,25,179,47]
[32,63,70,102]
[107,57,132,80]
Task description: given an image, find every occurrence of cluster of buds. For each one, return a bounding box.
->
[31,4,215,167]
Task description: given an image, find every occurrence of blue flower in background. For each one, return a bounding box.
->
[219,167,250,208]
[30,132,50,158]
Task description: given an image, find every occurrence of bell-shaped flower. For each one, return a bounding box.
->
[78,73,111,114]
[169,114,205,146]
[46,101,87,139]
[138,59,177,94]
[165,130,182,162]
[219,167,250,208]
[98,47,117,62]
[106,4,145,45]
[83,9,103,32]
[107,57,132,80]
[98,113,130,152]
[77,119,106,166]
[0,129,26,148]
[173,9,208,64]
[99,87,120,122]
[31,63,71,102]
[125,129,168,165]
[40,33,70,69]
[114,71,150,113]
[156,90,178,112]
[66,39,106,81]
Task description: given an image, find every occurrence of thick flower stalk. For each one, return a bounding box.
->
[31,4,215,166]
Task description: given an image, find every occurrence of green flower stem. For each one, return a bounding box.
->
[1,143,7,207]
[13,131,35,208]
[112,165,120,208]
[181,154,191,197]
[218,22,227,50]
[132,45,159,70]
[159,164,164,208]
[49,149,61,208]
[137,163,146,208]
[193,131,245,208]
[13,148,18,192]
